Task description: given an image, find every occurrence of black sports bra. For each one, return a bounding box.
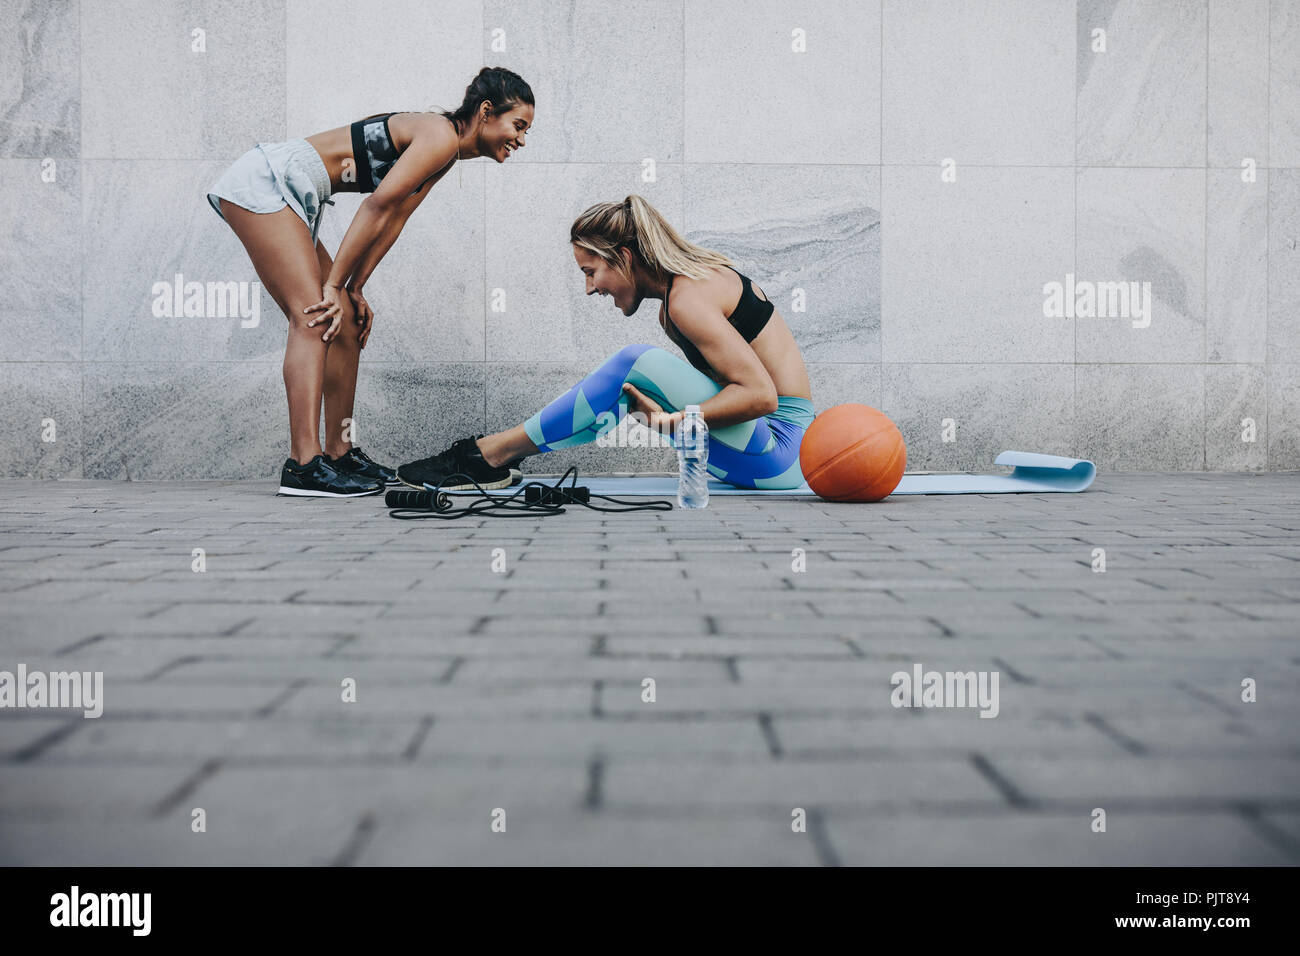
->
[662,265,775,377]
[350,113,400,192]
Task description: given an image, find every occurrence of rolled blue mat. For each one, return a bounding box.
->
[574,451,1096,497]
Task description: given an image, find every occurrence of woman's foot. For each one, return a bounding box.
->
[278,455,383,498]
[326,446,400,485]
[396,436,513,491]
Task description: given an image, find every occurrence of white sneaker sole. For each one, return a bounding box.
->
[277,484,383,498]
[397,475,513,492]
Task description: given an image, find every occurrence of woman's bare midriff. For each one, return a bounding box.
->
[747,310,812,400]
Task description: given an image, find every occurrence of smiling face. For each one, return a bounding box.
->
[478,101,534,162]
[574,245,642,315]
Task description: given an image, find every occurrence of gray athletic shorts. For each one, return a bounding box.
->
[206,138,332,234]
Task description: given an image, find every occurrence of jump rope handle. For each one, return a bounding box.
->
[385,488,450,511]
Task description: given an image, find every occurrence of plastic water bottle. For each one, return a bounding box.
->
[676,404,709,509]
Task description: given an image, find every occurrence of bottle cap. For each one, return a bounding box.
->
[685,405,700,415]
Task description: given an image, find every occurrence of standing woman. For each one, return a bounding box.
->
[206,67,534,497]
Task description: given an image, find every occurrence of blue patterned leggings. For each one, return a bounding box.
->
[523,344,813,489]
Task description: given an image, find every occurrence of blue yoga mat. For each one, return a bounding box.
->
[571,451,1096,497]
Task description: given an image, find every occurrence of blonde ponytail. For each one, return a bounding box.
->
[570,194,734,282]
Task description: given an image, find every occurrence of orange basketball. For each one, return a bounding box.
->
[800,404,907,502]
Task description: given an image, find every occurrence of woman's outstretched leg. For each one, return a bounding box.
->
[476,424,538,469]
[488,344,809,489]
[480,343,721,465]
[399,343,809,489]
[398,344,713,490]
[519,344,723,448]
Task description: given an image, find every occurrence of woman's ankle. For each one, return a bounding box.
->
[290,448,324,466]
[475,436,509,468]
[323,442,352,460]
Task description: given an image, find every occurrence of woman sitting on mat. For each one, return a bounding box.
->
[207,67,535,498]
[397,194,815,491]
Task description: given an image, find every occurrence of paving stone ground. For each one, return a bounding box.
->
[1,473,1297,866]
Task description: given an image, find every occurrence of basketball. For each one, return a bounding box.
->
[800,404,907,502]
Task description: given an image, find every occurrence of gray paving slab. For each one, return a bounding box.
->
[1,473,1298,865]
[823,811,1294,866]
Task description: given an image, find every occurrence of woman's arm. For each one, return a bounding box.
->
[664,284,780,427]
[324,121,456,291]
[344,183,431,292]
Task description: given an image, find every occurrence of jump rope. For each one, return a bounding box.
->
[385,467,673,520]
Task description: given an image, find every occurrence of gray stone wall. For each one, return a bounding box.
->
[2,0,1298,478]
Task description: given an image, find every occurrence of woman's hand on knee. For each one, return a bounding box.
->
[304,284,352,343]
[623,383,683,436]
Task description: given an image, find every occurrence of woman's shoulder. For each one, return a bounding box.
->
[667,264,742,313]
[385,114,460,172]
[387,112,457,142]
[668,264,735,291]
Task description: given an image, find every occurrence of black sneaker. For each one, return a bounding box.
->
[327,446,399,485]
[278,455,383,498]
[396,436,513,491]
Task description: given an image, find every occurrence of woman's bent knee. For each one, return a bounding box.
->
[611,343,657,364]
